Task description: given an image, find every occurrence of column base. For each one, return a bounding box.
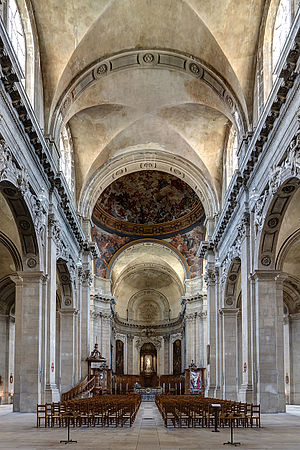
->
[45,384,60,403]
[239,384,253,403]
[205,386,214,397]
[214,386,222,399]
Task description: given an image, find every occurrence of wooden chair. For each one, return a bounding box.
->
[250,404,260,427]
[36,404,48,428]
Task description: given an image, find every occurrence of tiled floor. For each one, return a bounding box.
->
[2,402,300,449]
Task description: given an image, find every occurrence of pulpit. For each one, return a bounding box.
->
[86,343,111,394]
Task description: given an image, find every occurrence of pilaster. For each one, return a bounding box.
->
[252,270,286,412]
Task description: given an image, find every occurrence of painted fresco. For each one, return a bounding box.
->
[115,340,124,375]
[92,170,205,278]
[173,340,182,375]
[166,224,204,277]
[92,220,204,278]
[92,227,131,278]
[96,171,200,224]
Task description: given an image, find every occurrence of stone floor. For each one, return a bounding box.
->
[1,402,300,449]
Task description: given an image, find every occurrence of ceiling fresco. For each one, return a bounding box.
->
[92,221,205,279]
[93,170,204,237]
[92,170,205,279]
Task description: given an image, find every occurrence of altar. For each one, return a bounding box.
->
[134,387,162,401]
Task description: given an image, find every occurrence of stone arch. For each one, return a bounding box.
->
[255,119,300,269]
[0,276,15,315]
[0,231,23,272]
[107,239,190,282]
[0,180,40,270]
[282,275,300,313]
[223,257,241,308]
[257,178,300,269]
[56,259,74,308]
[50,47,247,141]
[276,228,300,270]
[78,149,218,221]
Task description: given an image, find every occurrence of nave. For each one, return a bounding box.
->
[2,403,300,449]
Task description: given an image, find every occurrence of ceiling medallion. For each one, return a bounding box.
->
[267,217,279,228]
[261,256,271,266]
[97,64,108,75]
[189,63,200,74]
[282,185,295,194]
[143,53,154,63]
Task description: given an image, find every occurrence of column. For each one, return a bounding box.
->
[163,335,170,375]
[60,309,76,393]
[204,265,217,397]
[185,314,194,368]
[220,308,239,400]
[102,314,112,367]
[45,227,60,402]
[253,270,285,412]
[80,269,91,376]
[0,313,9,404]
[283,315,290,404]
[198,312,206,368]
[13,272,44,412]
[127,334,134,374]
[289,313,300,403]
[239,213,254,402]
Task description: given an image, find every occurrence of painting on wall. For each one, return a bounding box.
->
[91,170,206,278]
[115,339,124,375]
[92,227,131,278]
[173,340,182,374]
[190,370,202,392]
[96,170,200,224]
[166,224,204,278]
[92,218,205,278]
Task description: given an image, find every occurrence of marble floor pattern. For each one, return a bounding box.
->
[1,402,300,449]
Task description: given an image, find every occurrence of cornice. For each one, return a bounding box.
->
[0,19,85,249]
[212,24,300,247]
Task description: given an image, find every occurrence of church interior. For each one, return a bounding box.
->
[0,0,300,448]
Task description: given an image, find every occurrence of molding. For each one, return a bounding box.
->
[0,22,85,248]
[79,149,219,221]
[51,48,247,140]
[212,26,300,246]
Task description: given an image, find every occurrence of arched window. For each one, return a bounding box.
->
[59,125,75,198]
[7,0,26,76]
[272,0,292,75]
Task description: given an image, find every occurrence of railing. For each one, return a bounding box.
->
[61,376,95,401]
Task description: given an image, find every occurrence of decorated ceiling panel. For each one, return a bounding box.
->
[92,170,205,279]
[93,170,204,237]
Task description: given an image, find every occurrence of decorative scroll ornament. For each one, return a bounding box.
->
[254,189,269,232]
[268,110,300,194]
[204,268,216,286]
[82,269,93,286]
[136,335,162,350]
[31,193,47,240]
[0,139,28,194]
[49,214,61,247]
[237,212,250,238]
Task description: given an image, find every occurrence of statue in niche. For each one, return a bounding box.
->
[145,356,152,372]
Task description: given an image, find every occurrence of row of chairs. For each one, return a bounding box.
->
[37,394,141,428]
[155,395,260,428]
